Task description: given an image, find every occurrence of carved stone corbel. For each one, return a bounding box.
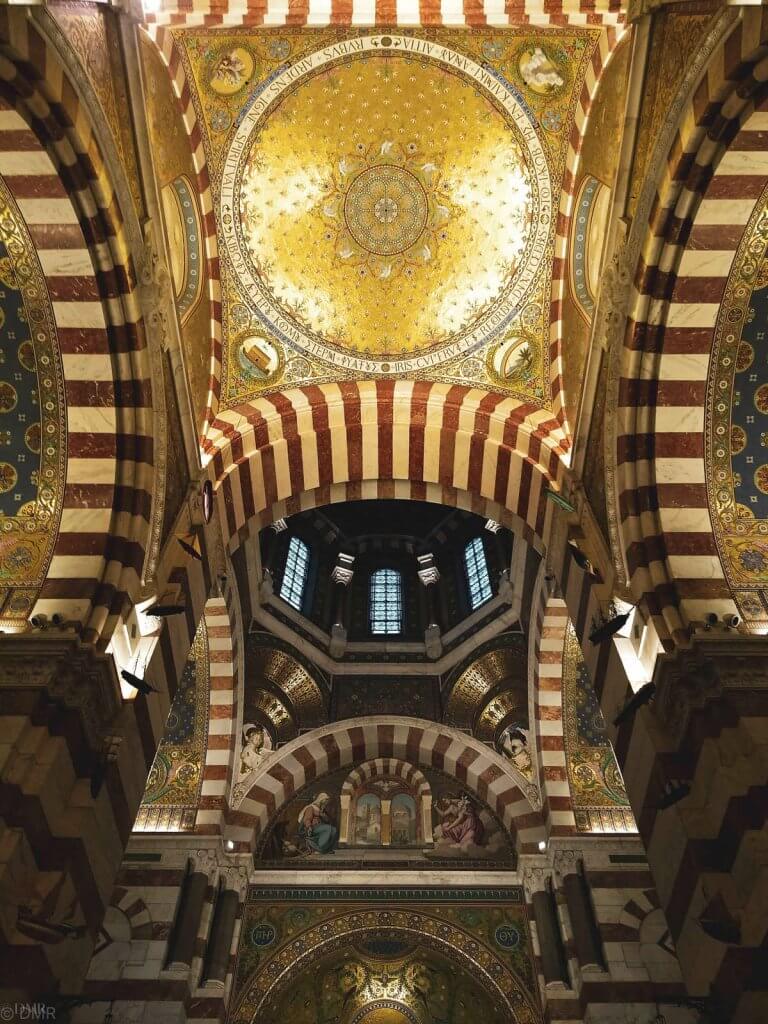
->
[0,635,122,752]
[652,637,768,744]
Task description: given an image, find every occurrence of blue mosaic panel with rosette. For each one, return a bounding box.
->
[0,235,41,516]
[0,174,65,626]
[707,190,768,618]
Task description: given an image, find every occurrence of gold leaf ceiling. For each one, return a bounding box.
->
[170,27,602,409]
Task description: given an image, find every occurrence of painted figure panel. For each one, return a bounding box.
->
[257,766,515,867]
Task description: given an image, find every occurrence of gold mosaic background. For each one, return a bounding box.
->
[171,26,600,409]
[0,176,66,628]
[562,621,635,833]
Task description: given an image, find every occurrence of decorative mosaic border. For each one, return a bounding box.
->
[170,174,204,322]
[246,886,525,902]
[0,174,66,624]
[568,174,604,323]
[706,179,768,621]
[231,890,540,1024]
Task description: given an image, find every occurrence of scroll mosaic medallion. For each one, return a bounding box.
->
[219,35,553,376]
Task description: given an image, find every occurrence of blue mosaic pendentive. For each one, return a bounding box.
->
[0,235,41,516]
[730,277,768,522]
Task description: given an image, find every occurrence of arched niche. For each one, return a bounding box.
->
[339,758,432,849]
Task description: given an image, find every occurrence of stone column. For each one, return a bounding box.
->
[165,855,210,970]
[524,866,570,988]
[329,554,354,658]
[417,554,442,659]
[381,799,392,846]
[555,850,606,972]
[339,793,352,847]
[421,793,433,848]
[202,866,247,987]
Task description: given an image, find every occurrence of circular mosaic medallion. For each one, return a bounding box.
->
[739,546,768,574]
[343,166,428,257]
[0,461,17,492]
[17,340,35,372]
[736,340,754,373]
[494,923,520,949]
[731,424,747,454]
[221,35,551,374]
[755,383,768,414]
[250,922,276,947]
[25,423,41,454]
[755,464,768,495]
[0,381,17,413]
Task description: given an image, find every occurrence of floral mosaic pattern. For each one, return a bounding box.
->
[0,176,66,626]
[134,618,210,832]
[230,888,540,1024]
[562,621,635,833]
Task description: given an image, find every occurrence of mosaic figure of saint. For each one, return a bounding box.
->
[298,792,338,854]
[239,723,271,777]
[433,794,485,848]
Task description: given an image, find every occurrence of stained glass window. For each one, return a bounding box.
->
[370,568,402,635]
[465,536,492,610]
[280,536,309,611]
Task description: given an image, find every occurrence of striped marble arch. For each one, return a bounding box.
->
[0,10,156,646]
[207,381,570,556]
[143,0,626,32]
[341,757,431,798]
[615,6,768,647]
[226,717,547,852]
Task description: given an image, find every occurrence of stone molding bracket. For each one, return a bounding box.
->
[652,637,768,743]
[0,634,122,751]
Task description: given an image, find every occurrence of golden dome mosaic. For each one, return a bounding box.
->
[220,35,553,375]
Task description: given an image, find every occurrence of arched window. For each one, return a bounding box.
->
[280,536,309,611]
[464,536,492,610]
[370,568,402,635]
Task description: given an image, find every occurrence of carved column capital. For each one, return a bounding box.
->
[521,864,549,900]
[221,863,250,897]
[194,849,219,876]
[553,849,581,883]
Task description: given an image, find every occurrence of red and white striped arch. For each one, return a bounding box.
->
[616,7,768,646]
[341,757,430,798]
[226,717,546,852]
[207,381,569,554]
[143,0,625,32]
[0,10,156,646]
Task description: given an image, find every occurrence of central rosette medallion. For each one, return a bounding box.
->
[342,162,429,257]
[322,139,450,277]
